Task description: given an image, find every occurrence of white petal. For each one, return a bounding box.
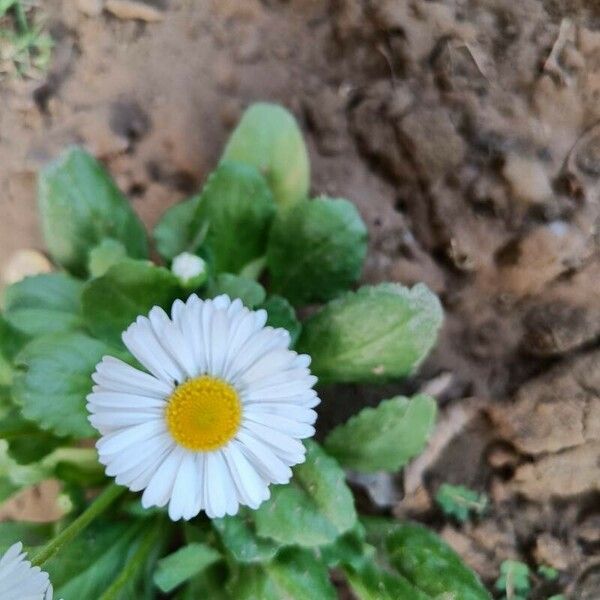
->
[243,412,315,439]
[243,403,317,424]
[209,309,230,377]
[236,349,296,387]
[87,391,166,411]
[142,446,185,508]
[93,357,172,397]
[204,452,236,518]
[235,431,293,483]
[97,420,166,456]
[169,452,198,521]
[241,422,306,464]
[223,442,269,509]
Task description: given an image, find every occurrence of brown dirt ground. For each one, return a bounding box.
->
[1,0,600,597]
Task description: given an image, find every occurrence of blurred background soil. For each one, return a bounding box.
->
[1,0,600,597]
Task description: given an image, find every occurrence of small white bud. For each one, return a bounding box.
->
[171,252,207,288]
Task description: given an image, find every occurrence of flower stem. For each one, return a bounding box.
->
[31,483,125,567]
[98,523,162,600]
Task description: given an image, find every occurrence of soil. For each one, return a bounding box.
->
[1,0,600,597]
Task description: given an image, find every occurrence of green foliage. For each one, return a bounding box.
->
[325,394,436,472]
[213,511,279,564]
[0,405,63,464]
[82,259,182,347]
[12,332,110,438]
[45,521,153,600]
[3,273,83,336]
[154,543,221,593]
[387,523,491,600]
[0,520,51,553]
[153,195,200,262]
[254,440,357,547]
[207,273,266,308]
[495,560,531,597]
[267,197,367,305]
[88,239,127,278]
[345,562,430,600]
[0,101,453,600]
[0,314,27,384]
[191,161,275,274]
[435,484,488,522]
[222,103,309,206]
[537,565,559,581]
[0,2,53,80]
[298,283,443,383]
[260,295,301,345]
[38,147,148,275]
[229,548,336,600]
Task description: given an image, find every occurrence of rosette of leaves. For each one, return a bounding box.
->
[0,102,490,599]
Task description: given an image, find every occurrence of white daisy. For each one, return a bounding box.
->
[87,294,319,520]
[0,542,56,600]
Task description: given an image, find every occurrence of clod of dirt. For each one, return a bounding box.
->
[522,298,600,356]
[105,0,164,22]
[489,351,600,455]
[534,533,575,571]
[1,249,52,287]
[398,106,466,182]
[496,222,593,297]
[502,154,553,207]
[511,442,600,500]
[77,0,104,17]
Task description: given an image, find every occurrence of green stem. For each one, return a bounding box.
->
[98,523,161,600]
[31,483,125,567]
[12,1,28,34]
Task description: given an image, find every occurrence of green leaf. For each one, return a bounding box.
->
[319,524,374,571]
[325,394,436,473]
[345,562,431,600]
[387,523,491,600]
[222,103,309,207]
[38,147,148,275]
[230,548,336,600]
[13,332,110,438]
[153,195,200,262]
[0,521,51,553]
[82,259,182,347]
[435,484,488,523]
[260,295,301,345]
[213,511,279,564]
[207,274,266,308]
[191,162,275,274]
[538,565,559,581]
[88,239,127,278]
[495,560,531,595]
[0,406,64,464]
[298,283,443,383]
[178,564,232,600]
[266,197,367,305]
[154,543,221,593]
[3,273,83,336]
[45,521,147,600]
[255,440,356,547]
[0,440,46,502]
[0,314,28,385]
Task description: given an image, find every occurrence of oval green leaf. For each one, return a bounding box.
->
[297,283,443,383]
[221,103,310,207]
[38,147,148,275]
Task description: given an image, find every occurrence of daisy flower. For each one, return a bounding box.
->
[87,294,319,520]
[0,542,56,600]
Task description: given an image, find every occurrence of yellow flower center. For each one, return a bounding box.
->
[165,376,242,451]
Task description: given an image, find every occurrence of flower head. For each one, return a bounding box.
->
[0,542,56,600]
[87,294,319,520]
